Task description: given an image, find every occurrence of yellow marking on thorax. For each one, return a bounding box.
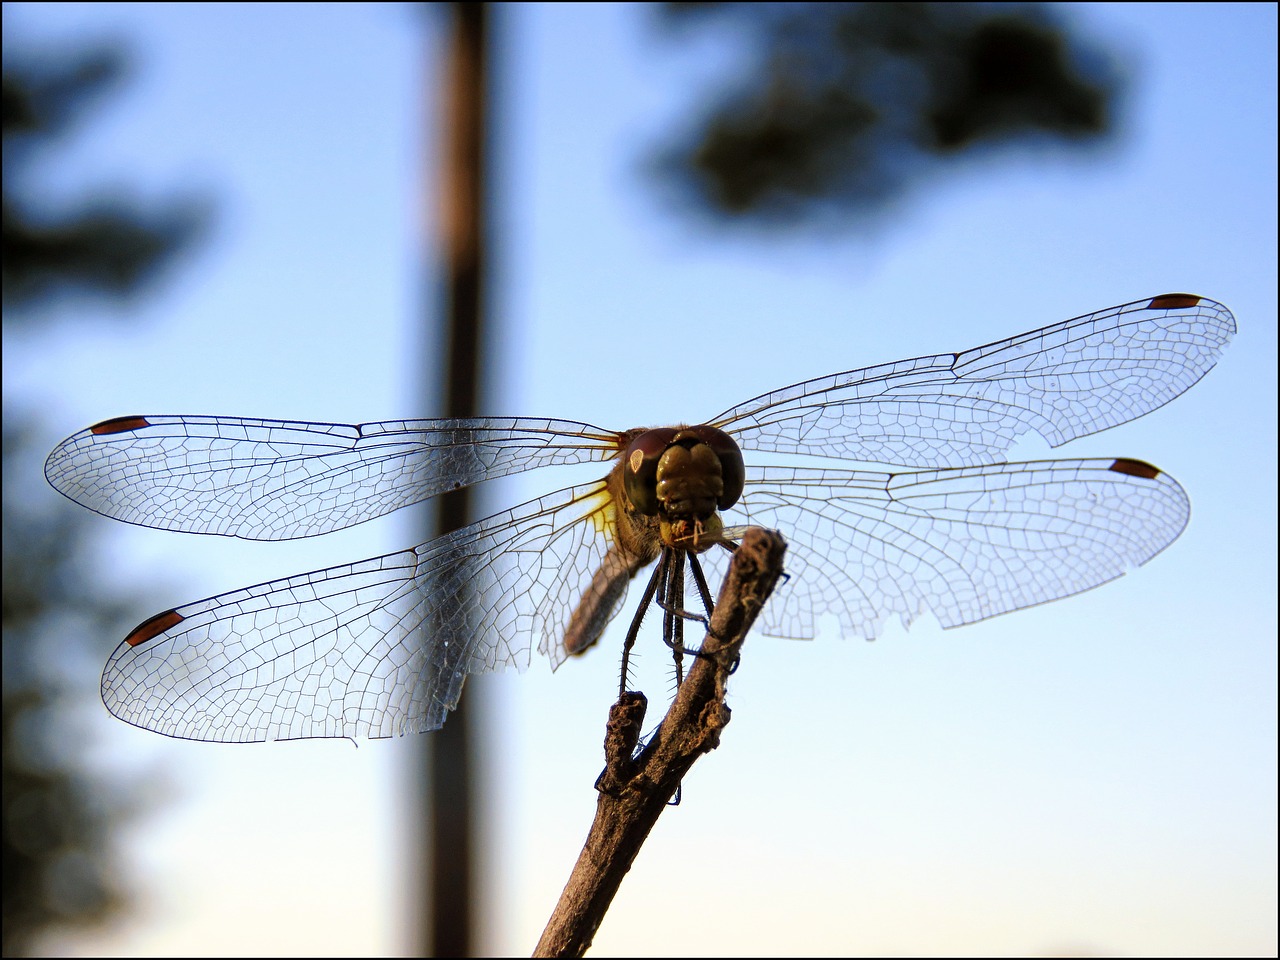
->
[581,483,618,542]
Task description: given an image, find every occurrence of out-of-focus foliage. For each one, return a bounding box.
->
[652,1,1122,227]
[2,38,206,956]
[2,418,141,958]
[3,44,205,313]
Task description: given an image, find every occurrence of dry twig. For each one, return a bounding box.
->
[534,527,787,958]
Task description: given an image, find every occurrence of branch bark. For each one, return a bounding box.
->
[534,527,787,958]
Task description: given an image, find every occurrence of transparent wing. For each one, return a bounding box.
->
[709,459,1189,642]
[710,295,1235,467]
[45,415,621,540]
[100,479,640,741]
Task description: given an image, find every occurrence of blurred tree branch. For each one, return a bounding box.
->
[2,37,208,956]
[651,1,1121,227]
[3,44,206,313]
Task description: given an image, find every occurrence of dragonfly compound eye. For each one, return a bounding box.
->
[623,427,679,516]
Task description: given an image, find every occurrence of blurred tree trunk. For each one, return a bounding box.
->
[418,3,489,955]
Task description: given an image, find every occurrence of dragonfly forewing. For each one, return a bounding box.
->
[711,295,1235,467]
[46,415,622,540]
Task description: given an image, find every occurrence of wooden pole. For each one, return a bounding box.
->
[420,3,489,955]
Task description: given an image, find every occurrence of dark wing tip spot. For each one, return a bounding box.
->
[1147,294,1202,310]
[125,609,185,646]
[91,416,152,436]
[1109,458,1161,480]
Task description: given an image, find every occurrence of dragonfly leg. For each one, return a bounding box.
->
[675,553,741,674]
[661,551,687,687]
[688,552,716,623]
[656,551,714,638]
[619,554,666,697]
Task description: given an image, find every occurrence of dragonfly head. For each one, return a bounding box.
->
[622,425,745,527]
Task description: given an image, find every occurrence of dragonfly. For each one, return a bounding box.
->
[45,293,1235,743]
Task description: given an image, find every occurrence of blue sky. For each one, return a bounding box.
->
[5,2,1276,956]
